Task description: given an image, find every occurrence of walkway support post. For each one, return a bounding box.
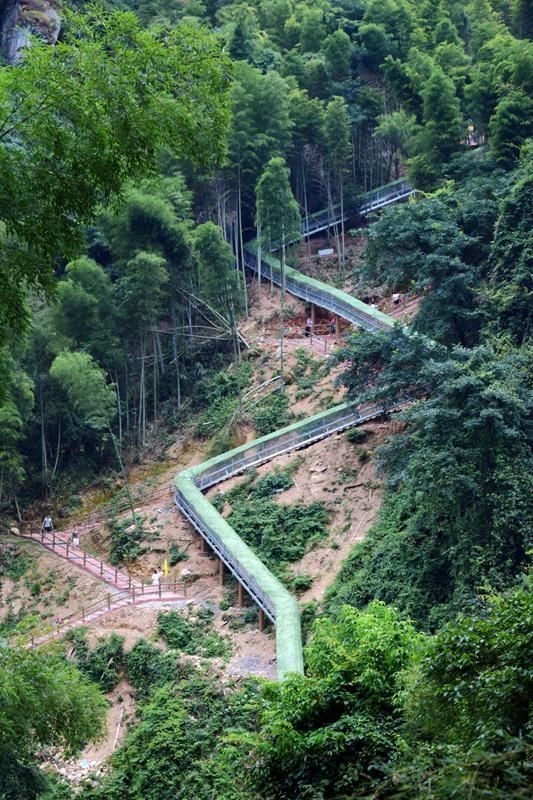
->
[237,583,244,607]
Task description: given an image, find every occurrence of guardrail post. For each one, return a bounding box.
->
[141,581,144,594]
[83,551,87,566]
[107,594,111,611]
[66,542,69,557]
[52,532,56,548]
[114,568,118,584]
[173,578,177,593]
[81,606,85,621]
[128,576,132,590]
[132,585,135,602]
[258,609,265,632]
[100,561,103,576]
[158,582,162,598]
[41,530,44,542]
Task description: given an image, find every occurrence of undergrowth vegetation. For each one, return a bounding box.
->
[157,609,231,659]
[250,389,292,436]
[216,464,329,581]
[106,513,152,566]
[73,588,532,800]
[67,629,125,692]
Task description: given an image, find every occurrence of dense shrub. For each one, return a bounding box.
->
[125,639,179,698]
[67,630,125,692]
[251,390,292,436]
[157,609,231,658]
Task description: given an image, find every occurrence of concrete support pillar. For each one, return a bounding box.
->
[311,303,316,334]
[258,608,265,632]
[237,582,244,607]
[201,537,209,554]
[218,559,225,586]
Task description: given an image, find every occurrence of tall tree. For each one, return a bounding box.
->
[489,90,533,168]
[116,252,169,445]
[323,96,351,270]
[256,158,300,380]
[193,222,244,360]
[410,65,465,187]
[322,29,352,81]
[0,354,33,514]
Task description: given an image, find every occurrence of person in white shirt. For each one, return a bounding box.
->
[42,515,53,534]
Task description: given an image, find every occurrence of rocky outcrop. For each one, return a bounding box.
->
[0,0,60,63]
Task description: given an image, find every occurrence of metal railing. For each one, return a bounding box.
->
[176,491,276,621]
[18,529,140,588]
[26,581,187,649]
[193,402,385,491]
[275,180,414,248]
[244,250,392,333]
[174,188,414,676]
[359,180,413,215]
[174,400,395,675]
[302,208,348,237]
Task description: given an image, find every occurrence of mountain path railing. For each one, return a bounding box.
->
[15,529,188,648]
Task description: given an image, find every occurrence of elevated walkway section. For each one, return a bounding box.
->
[175,182,410,677]
[299,179,413,239]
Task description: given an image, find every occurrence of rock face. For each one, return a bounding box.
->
[0,0,60,63]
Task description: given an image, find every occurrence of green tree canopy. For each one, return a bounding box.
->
[0,6,230,339]
[0,646,106,800]
[193,222,243,322]
[50,351,117,432]
[329,343,533,630]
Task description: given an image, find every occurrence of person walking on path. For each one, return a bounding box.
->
[330,316,336,335]
[305,317,312,337]
[42,514,53,534]
[72,527,80,548]
[151,568,160,587]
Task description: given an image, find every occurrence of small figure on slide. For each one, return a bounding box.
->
[305,317,312,337]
